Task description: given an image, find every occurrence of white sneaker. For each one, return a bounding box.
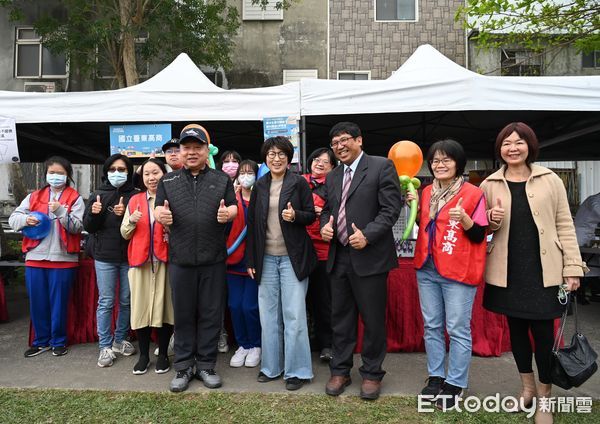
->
[230,347,249,367]
[218,329,229,353]
[244,347,261,368]
[154,334,175,357]
[112,340,136,356]
[97,347,116,367]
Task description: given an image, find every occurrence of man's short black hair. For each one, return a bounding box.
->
[329,122,362,139]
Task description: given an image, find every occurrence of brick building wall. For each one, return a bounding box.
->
[329,0,466,79]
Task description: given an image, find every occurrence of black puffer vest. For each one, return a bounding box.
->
[161,168,229,266]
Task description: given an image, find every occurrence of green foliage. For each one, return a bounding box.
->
[456,0,600,53]
[251,0,298,10]
[1,0,241,84]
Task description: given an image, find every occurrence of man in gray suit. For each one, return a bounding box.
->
[320,122,402,400]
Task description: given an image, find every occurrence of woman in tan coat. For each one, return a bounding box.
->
[480,122,585,424]
[121,159,174,375]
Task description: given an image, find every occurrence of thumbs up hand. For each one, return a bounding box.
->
[129,204,143,224]
[321,215,334,242]
[48,195,61,213]
[449,197,465,222]
[490,197,505,223]
[158,200,173,226]
[348,222,368,249]
[217,199,229,224]
[281,201,295,222]
[91,195,103,215]
[113,196,125,217]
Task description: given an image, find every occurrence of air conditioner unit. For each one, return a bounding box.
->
[24,82,56,93]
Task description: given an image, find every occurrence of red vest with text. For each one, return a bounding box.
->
[226,192,247,266]
[414,182,487,286]
[22,186,81,254]
[127,193,168,266]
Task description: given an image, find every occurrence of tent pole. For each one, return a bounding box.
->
[301,116,307,173]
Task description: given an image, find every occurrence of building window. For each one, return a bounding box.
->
[337,71,371,80]
[375,0,417,21]
[283,69,318,84]
[97,34,149,79]
[582,51,600,68]
[14,27,68,78]
[500,49,543,76]
[243,0,283,21]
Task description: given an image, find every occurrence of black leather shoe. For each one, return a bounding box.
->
[257,371,281,383]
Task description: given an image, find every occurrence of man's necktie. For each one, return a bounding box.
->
[337,167,352,245]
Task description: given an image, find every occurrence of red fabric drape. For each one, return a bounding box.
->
[0,274,8,322]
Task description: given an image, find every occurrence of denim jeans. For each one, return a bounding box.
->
[258,255,313,380]
[95,260,131,349]
[416,259,477,388]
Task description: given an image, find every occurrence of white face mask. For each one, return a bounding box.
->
[238,174,256,189]
[46,173,67,188]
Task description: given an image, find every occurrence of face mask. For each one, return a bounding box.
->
[222,162,239,178]
[238,174,256,189]
[108,171,128,188]
[46,173,67,188]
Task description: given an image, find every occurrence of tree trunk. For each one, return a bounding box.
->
[119,0,139,87]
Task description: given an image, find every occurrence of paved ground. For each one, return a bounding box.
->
[1,281,599,399]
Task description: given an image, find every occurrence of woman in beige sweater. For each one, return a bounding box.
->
[480,122,585,424]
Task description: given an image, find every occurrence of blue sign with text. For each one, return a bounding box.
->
[110,123,172,157]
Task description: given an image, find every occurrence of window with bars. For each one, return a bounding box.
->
[375,0,417,21]
[337,71,371,80]
[14,27,68,78]
[243,0,283,20]
[582,51,600,68]
[500,49,543,76]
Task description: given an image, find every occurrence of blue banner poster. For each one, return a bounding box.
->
[110,123,172,157]
[263,116,300,163]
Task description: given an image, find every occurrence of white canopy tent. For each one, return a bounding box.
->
[0,53,300,123]
[300,45,600,160]
[0,53,299,162]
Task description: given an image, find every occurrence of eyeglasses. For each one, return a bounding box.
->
[267,151,287,160]
[429,158,454,167]
[108,167,128,173]
[312,158,331,166]
[330,136,354,149]
[165,148,180,154]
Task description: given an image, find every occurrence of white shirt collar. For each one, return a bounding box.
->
[344,151,364,174]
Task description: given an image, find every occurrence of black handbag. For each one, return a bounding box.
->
[550,294,598,390]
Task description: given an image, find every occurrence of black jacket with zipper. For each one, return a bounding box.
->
[83,180,138,263]
[155,166,236,266]
[246,170,317,283]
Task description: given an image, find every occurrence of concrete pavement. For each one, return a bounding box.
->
[1,281,599,399]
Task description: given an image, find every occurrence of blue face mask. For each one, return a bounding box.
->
[46,173,67,188]
[108,171,128,188]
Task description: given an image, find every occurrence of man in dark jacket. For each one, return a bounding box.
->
[155,124,237,392]
[320,122,402,400]
[84,154,138,368]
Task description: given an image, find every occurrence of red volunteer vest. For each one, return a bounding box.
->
[302,174,330,261]
[22,186,82,254]
[414,182,487,286]
[226,192,247,266]
[127,192,168,266]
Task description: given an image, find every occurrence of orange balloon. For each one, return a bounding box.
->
[387,140,423,178]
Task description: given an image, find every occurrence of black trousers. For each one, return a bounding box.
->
[507,316,555,384]
[169,262,226,371]
[329,244,388,381]
[306,260,333,350]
